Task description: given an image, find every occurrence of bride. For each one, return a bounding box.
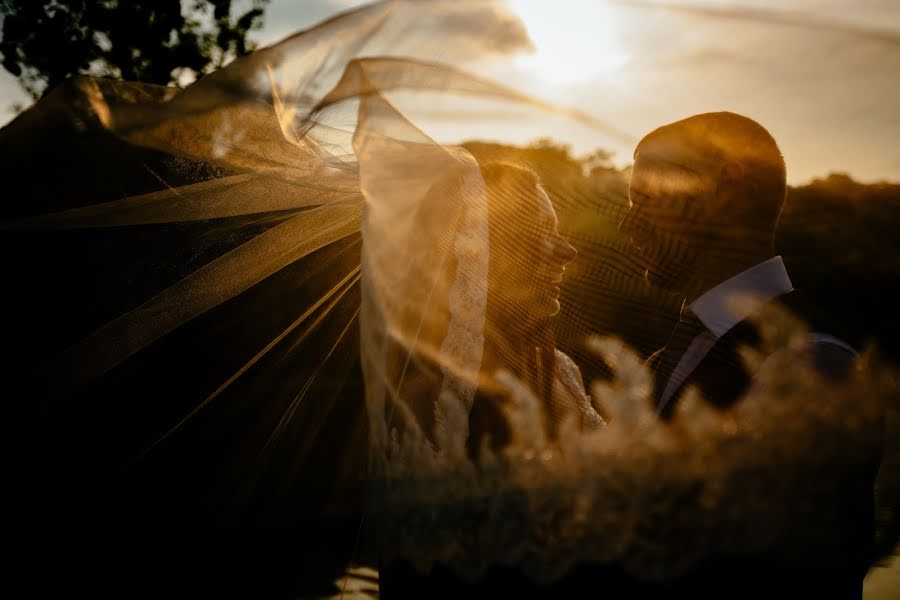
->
[353,91,602,467]
[468,160,605,450]
[351,89,613,594]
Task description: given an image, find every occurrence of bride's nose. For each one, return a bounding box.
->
[556,237,577,264]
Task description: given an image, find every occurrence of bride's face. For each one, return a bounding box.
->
[491,183,577,320]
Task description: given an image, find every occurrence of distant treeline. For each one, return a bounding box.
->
[462,140,900,380]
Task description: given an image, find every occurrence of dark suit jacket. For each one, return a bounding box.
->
[649,290,858,419]
[633,289,880,599]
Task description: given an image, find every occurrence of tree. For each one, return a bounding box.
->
[579,147,616,175]
[0,0,269,100]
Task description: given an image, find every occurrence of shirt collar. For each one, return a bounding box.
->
[687,256,794,338]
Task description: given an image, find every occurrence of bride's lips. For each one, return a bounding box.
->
[631,245,649,265]
[629,236,657,268]
[534,265,566,297]
[548,273,564,294]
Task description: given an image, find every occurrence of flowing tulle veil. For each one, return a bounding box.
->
[354,87,500,468]
[1,1,612,594]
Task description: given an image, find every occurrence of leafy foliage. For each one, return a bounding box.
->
[0,0,269,99]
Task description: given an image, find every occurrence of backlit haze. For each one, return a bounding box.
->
[2,0,898,184]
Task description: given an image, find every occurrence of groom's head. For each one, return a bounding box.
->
[619,112,786,296]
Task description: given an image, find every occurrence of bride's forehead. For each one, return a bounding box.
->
[534,185,556,219]
[499,183,555,225]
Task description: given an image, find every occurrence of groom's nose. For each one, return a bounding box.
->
[618,204,638,239]
[619,197,653,242]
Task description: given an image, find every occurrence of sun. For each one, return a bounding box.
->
[509,0,629,86]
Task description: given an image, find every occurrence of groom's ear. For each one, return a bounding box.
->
[720,159,746,184]
[712,160,747,211]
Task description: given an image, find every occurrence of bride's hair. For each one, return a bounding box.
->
[470,161,560,454]
[385,160,561,450]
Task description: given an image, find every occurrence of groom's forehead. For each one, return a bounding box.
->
[631,149,713,199]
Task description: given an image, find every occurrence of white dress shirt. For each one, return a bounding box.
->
[657,256,794,413]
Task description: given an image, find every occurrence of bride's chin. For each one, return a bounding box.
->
[536,296,561,319]
[513,291,560,321]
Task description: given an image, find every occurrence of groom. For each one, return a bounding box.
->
[615,112,879,598]
[620,112,856,416]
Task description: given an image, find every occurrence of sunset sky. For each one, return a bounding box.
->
[2,0,898,183]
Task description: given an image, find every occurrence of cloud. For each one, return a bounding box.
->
[416,1,534,56]
[613,0,900,47]
[344,1,533,62]
[258,1,532,60]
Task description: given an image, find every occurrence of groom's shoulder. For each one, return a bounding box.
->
[770,290,857,379]
[774,289,847,335]
[805,333,857,381]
